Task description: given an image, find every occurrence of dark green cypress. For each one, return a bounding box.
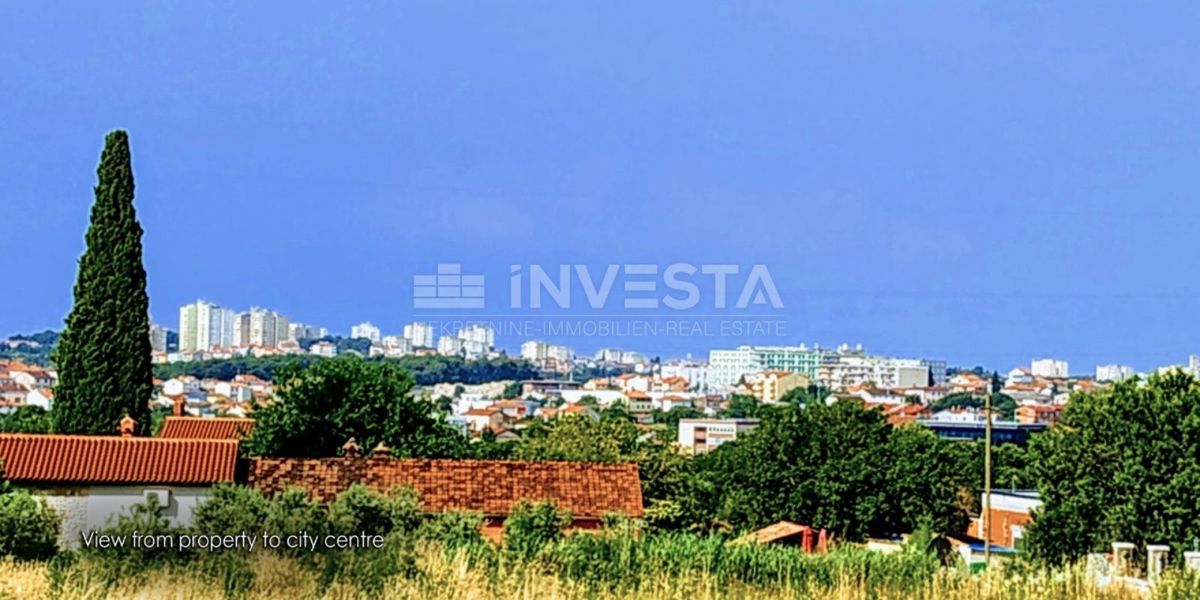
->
[52,130,152,435]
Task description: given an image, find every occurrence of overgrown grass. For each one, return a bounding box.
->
[3,533,1199,600]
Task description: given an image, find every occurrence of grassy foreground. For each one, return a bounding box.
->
[2,546,1199,600]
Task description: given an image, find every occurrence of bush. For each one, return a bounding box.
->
[328,485,421,537]
[263,488,328,556]
[419,511,487,549]
[79,499,181,584]
[0,406,53,433]
[503,500,571,560]
[192,484,270,537]
[0,487,60,560]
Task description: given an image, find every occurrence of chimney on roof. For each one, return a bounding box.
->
[372,441,391,456]
[172,394,186,417]
[119,414,137,438]
[342,438,360,458]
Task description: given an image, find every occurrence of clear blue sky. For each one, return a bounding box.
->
[2,3,1198,372]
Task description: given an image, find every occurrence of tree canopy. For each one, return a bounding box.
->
[53,130,153,434]
[1024,371,1200,564]
[693,401,971,541]
[243,356,466,458]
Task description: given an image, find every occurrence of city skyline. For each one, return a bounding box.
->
[4,4,1200,371]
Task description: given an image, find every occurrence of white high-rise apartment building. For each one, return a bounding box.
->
[457,324,495,358]
[521,340,573,363]
[178,300,234,352]
[709,345,827,387]
[289,323,328,341]
[403,322,434,348]
[232,308,291,348]
[438,335,464,356]
[351,322,382,343]
[148,324,169,353]
[817,355,929,389]
[1031,358,1069,378]
[1095,364,1134,382]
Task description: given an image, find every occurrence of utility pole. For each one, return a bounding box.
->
[983,391,992,566]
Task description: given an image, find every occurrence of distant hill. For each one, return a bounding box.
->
[1,329,59,365]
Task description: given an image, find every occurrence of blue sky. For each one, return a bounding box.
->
[2,3,1198,371]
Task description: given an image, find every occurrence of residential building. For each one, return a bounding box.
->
[380,335,412,356]
[1015,404,1063,425]
[751,370,810,403]
[709,345,828,387]
[462,407,503,433]
[818,354,929,390]
[677,418,760,454]
[457,324,495,358]
[660,359,714,392]
[247,458,643,542]
[0,430,238,548]
[178,300,235,352]
[288,323,327,341]
[968,490,1041,550]
[149,324,169,353]
[1095,364,1134,382]
[403,322,435,348]
[920,359,948,385]
[437,335,464,357]
[350,322,382,343]
[521,340,574,363]
[158,416,255,440]
[594,348,645,365]
[234,307,290,348]
[1031,358,1069,379]
[309,341,337,357]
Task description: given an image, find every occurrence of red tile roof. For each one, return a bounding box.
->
[159,417,255,440]
[0,434,238,484]
[248,458,644,518]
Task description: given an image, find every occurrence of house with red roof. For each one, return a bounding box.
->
[0,419,238,547]
[248,455,644,541]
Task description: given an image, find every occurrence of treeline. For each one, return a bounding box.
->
[152,354,538,386]
[0,330,58,366]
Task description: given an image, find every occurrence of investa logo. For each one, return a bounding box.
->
[508,264,783,310]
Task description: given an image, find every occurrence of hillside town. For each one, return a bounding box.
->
[9,317,1198,445]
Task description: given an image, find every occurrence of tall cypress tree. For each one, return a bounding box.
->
[53,130,152,435]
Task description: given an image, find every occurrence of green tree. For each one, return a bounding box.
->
[697,400,971,541]
[516,415,641,463]
[719,394,765,418]
[244,357,466,458]
[53,130,153,435]
[0,486,61,560]
[881,425,970,535]
[1024,372,1200,565]
[0,406,53,433]
[503,500,571,559]
[514,415,696,530]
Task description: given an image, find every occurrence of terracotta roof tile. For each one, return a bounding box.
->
[248,458,644,518]
[0,434,238,484]
[159,417,255,440]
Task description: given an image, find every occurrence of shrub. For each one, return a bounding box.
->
[328,485,421,537]
[192,484,270,537]
[420,511,487,549]
[0,487,60,560]
[263,488,328,556]
[0,406,53,433]
[79,499,181,584]
[503,500,571,560]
